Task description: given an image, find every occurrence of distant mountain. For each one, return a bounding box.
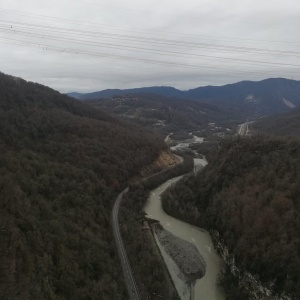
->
[187,78,300,117]
[67,91,83,99]
[69,78,300,118]
[69,86,181,100]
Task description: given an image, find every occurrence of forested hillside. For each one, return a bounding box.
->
[162,137,300,299]
[86,94,238,137]
[253,108,300,137]
[0,73,165,299]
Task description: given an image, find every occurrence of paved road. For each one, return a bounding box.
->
[112,187,141,300]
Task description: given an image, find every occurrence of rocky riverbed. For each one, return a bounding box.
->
[153,223,206,283]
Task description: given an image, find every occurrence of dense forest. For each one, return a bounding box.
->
[0,73,166,299]
[253,107,300,137]
[162,136,300,299]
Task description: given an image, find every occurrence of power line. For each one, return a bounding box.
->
[0,7,299,83]
[0,8,300,46]
[1,26,300,69]
[1,20,300,58]
[1,36,298,80]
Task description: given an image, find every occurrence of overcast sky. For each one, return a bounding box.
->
[1,0,300,92]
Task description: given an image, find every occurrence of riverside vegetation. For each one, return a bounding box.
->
[0,72,166,299]
[254,107,300,137]
[161,136,300,299]
[119,156,193,299]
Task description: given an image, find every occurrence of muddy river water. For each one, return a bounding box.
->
[143,158,225,300]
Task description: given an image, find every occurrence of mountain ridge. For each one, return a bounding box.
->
[68,86,181,100]
[68,78,300,100]
[68,78,300,118]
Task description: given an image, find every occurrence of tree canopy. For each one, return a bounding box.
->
[0,72,165,299]
[162,136,300,299]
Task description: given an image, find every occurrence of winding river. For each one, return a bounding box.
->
[143,158,225,300]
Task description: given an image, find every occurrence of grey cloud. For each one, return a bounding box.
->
[1,0,300,92]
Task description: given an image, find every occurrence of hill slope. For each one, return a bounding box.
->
[0,73,165,299]
[162,137,300,299]
[86,93,238,139]
[253,107,300,137]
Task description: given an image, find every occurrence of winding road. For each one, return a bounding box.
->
[112,187,141,300]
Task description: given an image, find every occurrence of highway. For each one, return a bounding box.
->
[112,187,141,300]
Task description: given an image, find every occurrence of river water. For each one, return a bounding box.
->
[143,158,225,300]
